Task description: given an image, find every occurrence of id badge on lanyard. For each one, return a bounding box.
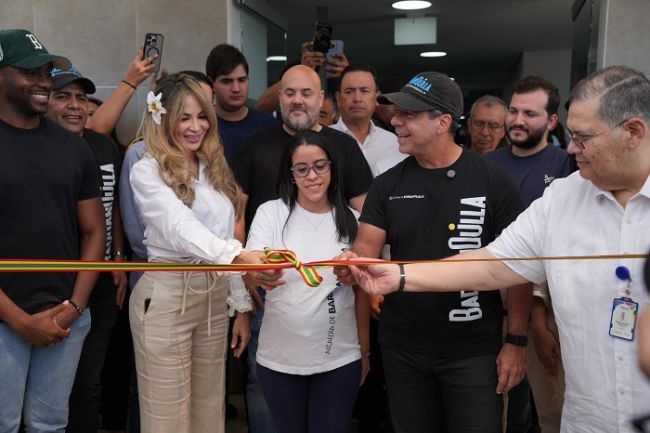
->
[609,266,638,341]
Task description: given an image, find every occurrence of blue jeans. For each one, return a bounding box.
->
[245,289,277,433]
[0,312,91,433]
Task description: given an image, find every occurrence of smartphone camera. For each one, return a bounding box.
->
[145,35,159,57]
[312,22,333,53]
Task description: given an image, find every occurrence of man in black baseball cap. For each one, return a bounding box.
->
[0,29,105,433]
[335,70,525,432]
[47,66,97,134]
[377,71,463,120]
[45,65,129,433]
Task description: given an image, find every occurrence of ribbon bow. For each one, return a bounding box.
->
[264,248,323,287]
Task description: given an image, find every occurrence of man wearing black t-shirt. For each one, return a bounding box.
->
[485,76,573,433]
[46,66,127,433]
[0,29,105,433]
[233,64,373,433]
[336,71,525,433]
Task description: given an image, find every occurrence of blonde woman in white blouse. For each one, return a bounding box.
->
[129,74,260,433]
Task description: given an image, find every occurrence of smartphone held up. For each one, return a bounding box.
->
[143,33,164,74]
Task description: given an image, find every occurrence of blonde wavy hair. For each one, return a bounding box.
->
[140,73,241,216]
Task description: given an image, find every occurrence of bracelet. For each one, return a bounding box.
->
[505,333,528,347]
[113,250,125,258]
[121,79,137,90]
[66,299,84,316]
[397,263,406,292]
[361,351,371,358]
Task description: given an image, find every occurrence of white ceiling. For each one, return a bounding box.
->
[266,0,574,95]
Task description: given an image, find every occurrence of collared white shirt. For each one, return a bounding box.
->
[489,171,650,433]
[130,154,251,313]
[330,118,406,177]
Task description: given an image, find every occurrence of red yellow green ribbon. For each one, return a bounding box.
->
[264,248,323,287]
[0,252,647,289]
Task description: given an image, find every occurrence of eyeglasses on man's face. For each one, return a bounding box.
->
[568,119,628,150]
[291,159,331,178]
[470,119,504,131]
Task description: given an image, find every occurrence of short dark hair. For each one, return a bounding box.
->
[513,76,560,116]
[339,63,378,91]
[276,131,357,244]
[205,44,249,80]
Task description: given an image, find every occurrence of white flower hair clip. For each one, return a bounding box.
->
[147,91,166,125]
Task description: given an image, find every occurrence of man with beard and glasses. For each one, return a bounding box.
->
[485,76,573,433]
[232,64,373,433]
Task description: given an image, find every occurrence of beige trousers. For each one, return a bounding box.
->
[527,330,565,433]
[129,271,229,433]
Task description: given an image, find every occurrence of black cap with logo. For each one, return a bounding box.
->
[377,71,463,120]
[51,67,96,94]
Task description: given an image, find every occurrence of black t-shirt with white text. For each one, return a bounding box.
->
[233,125,373,229]
[83,128,122,262]
[0,117,100,315]
[360,149,524,357]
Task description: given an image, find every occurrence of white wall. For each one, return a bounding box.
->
[598,0,650,75]
[519,49,572,122]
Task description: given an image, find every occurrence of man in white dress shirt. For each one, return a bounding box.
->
[330,63,406,176]
[346,65,650,433]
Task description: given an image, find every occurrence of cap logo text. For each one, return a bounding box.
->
[25,34,43,50]
[408,76,431,92]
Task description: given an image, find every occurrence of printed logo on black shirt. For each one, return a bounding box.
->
[447,196,486,322]
[100,163,116,261]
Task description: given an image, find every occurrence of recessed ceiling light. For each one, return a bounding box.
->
[392,1,432,10]
[420,51,447,57]
[266,56,287,62]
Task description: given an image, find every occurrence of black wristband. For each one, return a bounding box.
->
[505,333,528,347]
[397,263,406,292]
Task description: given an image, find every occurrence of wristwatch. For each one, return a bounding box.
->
[505,333,528,347]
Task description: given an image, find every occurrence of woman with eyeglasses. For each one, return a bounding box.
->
[245,130,370,433]
[128,74,261,433]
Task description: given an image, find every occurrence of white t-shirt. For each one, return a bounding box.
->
[247,199,361,375]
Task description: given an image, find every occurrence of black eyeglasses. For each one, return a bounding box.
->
[568,119,628,150]
[291,159,331,178]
